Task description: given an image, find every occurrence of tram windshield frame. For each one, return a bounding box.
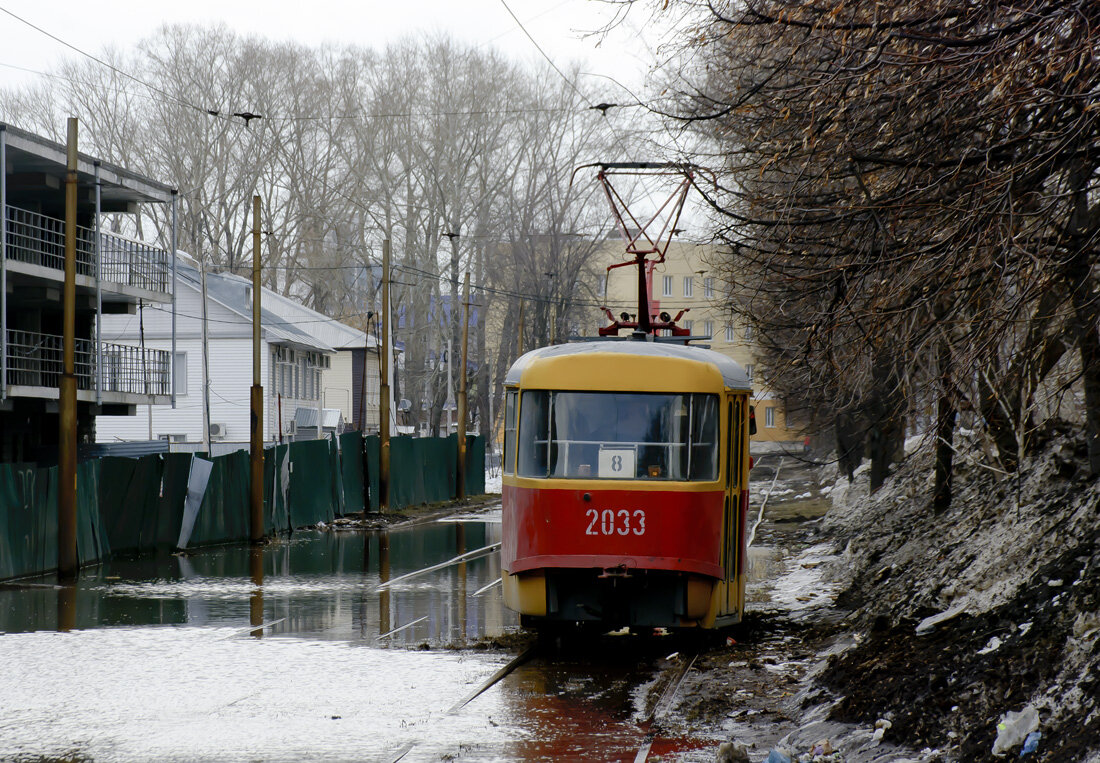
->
[516,390,719,481]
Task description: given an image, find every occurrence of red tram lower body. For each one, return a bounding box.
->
[502,484,738,630]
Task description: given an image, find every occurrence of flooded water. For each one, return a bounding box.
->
[0,514,512,645]
[0,511,521,762]
[0,463,831,763]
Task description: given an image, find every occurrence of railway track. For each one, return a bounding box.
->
[633,650,700,762]
[385,645,538,763]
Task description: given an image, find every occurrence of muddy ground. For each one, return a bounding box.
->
[652,432,1100,763]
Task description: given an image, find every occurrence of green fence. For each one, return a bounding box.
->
[0,434,486,581]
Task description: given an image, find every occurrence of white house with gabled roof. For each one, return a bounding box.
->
[95,252,378,445]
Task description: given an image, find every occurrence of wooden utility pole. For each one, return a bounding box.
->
[379,239,391,512]
[58,117,78,582]
[249,196,264,543]
[457,271,470,499]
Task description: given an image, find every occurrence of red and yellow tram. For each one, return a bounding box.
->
[500,341,753,632]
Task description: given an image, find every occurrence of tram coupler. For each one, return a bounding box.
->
[599,565,632,579]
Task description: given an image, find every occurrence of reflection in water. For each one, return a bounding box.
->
[378,531,390,637]
[57,583,76,633]
[249,547,264,638]
[0,518,515,648]
[456,523,467,646]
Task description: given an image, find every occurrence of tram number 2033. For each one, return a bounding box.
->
[585,508,646,536]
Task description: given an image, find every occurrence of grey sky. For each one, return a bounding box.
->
[0,0,663,95]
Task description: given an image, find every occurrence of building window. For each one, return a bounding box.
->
[765,406,776,428]
[597,274,607,297]
[703,320,713,337]
[173,352,187,396]
[662,275,673,297]
[704,277,714,299]
[684,319,694,333]
[744,324,755,341]
[683,276,693,298]
[724,325,735,342]
[745,364,754,381]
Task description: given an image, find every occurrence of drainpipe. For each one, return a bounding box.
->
[94,162,102,406]
[1,125,7,404]
[170,190,178,407]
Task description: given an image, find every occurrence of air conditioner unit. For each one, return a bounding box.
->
[209,423,227,439]
[286,421,297,436]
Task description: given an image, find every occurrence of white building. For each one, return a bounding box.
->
[96,254,378,445]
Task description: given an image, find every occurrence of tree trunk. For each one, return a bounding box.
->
[868,354,903,493]
[932,392,956,512]
[835,411,862,482]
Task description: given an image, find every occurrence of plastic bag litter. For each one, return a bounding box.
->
[992,705,1040,756]
[1020,731,1041,756]
[764,750,792,763]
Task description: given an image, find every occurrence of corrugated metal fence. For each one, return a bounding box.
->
[0,434,485,581]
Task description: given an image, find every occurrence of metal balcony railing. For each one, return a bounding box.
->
[3,205,171,294]
[4,329,170,396]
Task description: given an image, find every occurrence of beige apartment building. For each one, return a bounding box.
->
[593,240,802,446]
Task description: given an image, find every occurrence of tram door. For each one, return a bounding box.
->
[724,396,746,614]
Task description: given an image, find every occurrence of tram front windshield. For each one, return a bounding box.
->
[517,391,718,481]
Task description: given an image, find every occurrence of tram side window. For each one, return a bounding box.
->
[503,390,518,475]
[688,394,719,480]
[517,390,550,477]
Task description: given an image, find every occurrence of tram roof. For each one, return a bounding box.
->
[504,340,753,391]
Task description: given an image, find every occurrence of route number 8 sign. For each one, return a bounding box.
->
[598,447,635,479]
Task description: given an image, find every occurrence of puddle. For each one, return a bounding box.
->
[0,517,516,646]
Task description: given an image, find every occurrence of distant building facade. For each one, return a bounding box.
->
[593,240,803,446]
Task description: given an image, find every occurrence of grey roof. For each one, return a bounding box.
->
[262,288,372,350]
[175,259,333,352]
[504,340,752,390]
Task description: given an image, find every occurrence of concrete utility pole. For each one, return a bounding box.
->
[379,239,391,512]
[201,258,212,454]
[58,117,78,582]
[457,271,470,499]
[249,196,264,543]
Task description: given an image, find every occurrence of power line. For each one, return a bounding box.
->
[497,0,594,109]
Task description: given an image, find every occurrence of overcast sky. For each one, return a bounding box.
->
[0,0,667,96]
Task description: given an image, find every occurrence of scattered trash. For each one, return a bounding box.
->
[915,602,968,635]
[1020,731,1041,756]
[872,718,892,743]
[978,636,1004,655]
[992,705,1040,756]
[763,750,791,763]
[1046,579,1063,587]
[715,740,750,763]
[726,636,737,646]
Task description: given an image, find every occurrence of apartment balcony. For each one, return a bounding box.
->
[3,204,172,303]
[3,328,170,406]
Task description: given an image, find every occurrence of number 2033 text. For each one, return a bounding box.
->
[585,508,646,536]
